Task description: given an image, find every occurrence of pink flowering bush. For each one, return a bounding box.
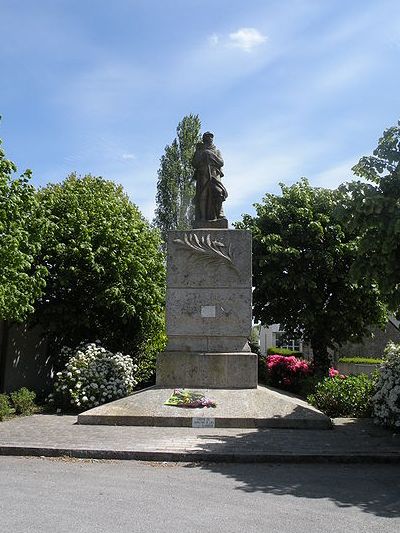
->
[265,354,313,392]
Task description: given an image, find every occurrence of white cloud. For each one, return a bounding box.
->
[122,153,136,160]
[168,28,273,98]
[208,33,219,47]
[228,27,267,52]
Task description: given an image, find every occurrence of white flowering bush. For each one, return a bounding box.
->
[372,342,400,428]
[48,341,137,410]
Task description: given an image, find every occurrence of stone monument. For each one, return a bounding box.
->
[156,132,257,388]
[78,132,331,427]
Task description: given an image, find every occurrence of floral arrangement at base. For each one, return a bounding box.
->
[48,341,137,410]
[373,342,400,429]
[165,389,216,408]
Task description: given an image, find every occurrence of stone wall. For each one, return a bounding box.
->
[335,321,400,358]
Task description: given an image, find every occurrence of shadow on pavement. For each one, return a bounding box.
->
[183,422,400,518]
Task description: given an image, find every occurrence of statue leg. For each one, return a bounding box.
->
[199,188,208,220]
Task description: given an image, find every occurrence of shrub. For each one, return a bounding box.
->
[0,394,12,421]
[267,347,303,357]
[372,342,400,428]
[339,357,382,365]
[134,330,167,387]
[32,174,166,372]
[265,355,312,392]
[10,388,36,415]
[258,355,268,384]
[308,374,376,418]
[296,374,321,398]
[49,341,137,410]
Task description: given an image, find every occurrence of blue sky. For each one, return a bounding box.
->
[1,0,399,223]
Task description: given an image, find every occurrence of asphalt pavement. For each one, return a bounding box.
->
[0,457,399,533]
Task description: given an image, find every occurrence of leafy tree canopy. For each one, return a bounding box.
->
[0,136,47,321]
[238,179,386,372]
[154,114,201,241]
[341,121,400,313]
[33,174,166,372]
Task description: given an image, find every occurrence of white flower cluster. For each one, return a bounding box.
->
[372,341,400,428]
[49,341,137,410]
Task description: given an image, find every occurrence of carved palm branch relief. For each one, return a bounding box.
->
[173,233,239,274]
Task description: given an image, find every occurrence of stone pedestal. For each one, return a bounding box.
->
[156,229,257,388]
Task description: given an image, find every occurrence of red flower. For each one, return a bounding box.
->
[329,368,339,378]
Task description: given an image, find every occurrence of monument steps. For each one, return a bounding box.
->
[77,385,332,429]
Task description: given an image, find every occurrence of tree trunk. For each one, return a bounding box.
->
[311,338,330,376]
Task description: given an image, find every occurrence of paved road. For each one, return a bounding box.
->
[0,457,399,532]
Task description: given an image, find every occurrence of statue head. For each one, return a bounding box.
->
[202,131,214,145]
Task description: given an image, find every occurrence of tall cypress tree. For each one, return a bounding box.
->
[154,114,201,241]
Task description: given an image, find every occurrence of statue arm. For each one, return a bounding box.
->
[192,142,206,167]
[205,149,224,168]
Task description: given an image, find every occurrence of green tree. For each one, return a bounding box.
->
[0,137,47,322]
[342,121,400,313]
[238,179,386,373]
[154,114,201,241]
[33,174,166,379]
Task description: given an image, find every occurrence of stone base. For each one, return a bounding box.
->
[77,385,332,429]
[192,218,228,229]
[156,351,257,388]
[166,336,250,352]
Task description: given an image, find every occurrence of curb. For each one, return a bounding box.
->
[0,445,399,464]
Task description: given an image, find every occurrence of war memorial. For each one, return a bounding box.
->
[78,132,330,429]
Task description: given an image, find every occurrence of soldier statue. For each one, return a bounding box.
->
[191,132,228,225]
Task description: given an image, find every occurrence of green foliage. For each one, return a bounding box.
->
[339,357,382,364]
[258,356,268,384]
[134,330,167,386]
[296,374,321,399]
[154,114,201,241]
[341,121,400,313]
[33,174,166,373]
[0,394,12,421]
[238,179,386,373]
[10,387,36,415]
[248,325,261,355]
[267,347,303,357]
[0,137,47,321]
[308,374,376,417]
